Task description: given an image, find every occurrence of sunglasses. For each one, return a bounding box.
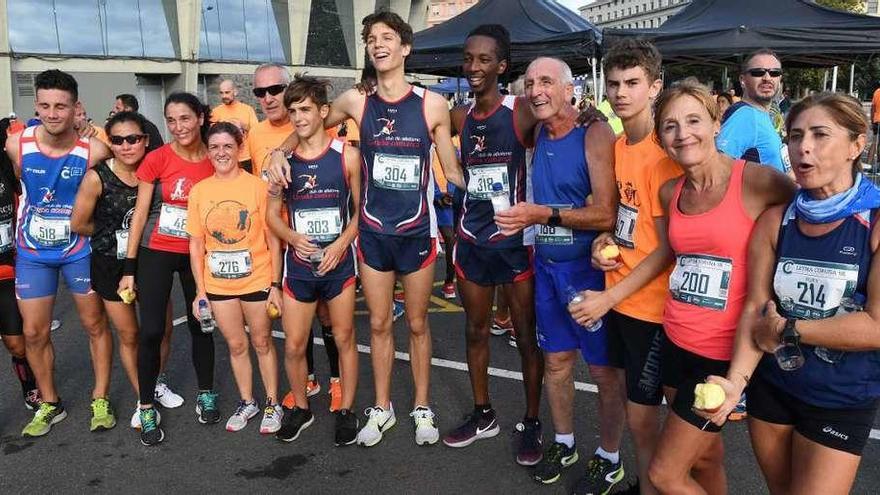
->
[109,134,146,145]
[746,68,783,78]
[253,84,287,98]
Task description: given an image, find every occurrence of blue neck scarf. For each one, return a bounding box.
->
[795,173,880,224]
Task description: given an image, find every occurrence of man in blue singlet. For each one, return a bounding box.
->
[6,70,115,437]
[495,57,626,494]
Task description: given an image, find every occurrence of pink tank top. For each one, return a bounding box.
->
[664,159,753,361]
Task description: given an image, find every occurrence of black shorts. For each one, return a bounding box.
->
[661,337,730,433]
[453,241,533,286]
[747,373,878,455]
[357,230,436,275]
[0,278,22,336]
[284,276,355,304]
[606,310,664,406]
[206,289,269,302]
[91,254,124,302]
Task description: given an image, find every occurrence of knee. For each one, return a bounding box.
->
[648,458,675,492]
[406,315,429,337]
[694,440,724,471]
[544,354,574,380]
[369,314,391,334]
[23,327,49,347]
[81,313,109,338]
[331,327,354,348]
[284,340,307,359]
[3,337,26,357]
[627,412,659,442]
[227,338,250,357]
[465,323,488,346]
[250,336,273,356]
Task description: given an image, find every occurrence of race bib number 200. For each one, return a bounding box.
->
[669,254,733,310]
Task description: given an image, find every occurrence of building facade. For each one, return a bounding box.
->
[579,0,690,28]
[427,0,478,27]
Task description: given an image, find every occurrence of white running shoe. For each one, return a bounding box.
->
[50,319,62,332]
[411,406,439,446]
[154,381,184,408]
[131,403,161,429]
[260,404,283,434]
[356,404,396,447]
[226,400,260,432]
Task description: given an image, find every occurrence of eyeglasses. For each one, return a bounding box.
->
[746,68,783,78]
[252,84,287,98]
[109,134,146,145]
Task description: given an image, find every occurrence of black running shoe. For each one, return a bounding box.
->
[571,454,625,495]
[334,409,359,446]
[612,480,640,495]
[442,408,500,448]
[533,441,579,485]
[195,391,220,424]
[275,406,314,442]
[24,388,42,411]
[139,408,164,446]
[515,419,543,466]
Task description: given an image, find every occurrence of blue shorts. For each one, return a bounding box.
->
[15,255,93,299]
[285,276,356,303]
[534,257,609,365]
[357,230,437,275]
[454,241,533,287]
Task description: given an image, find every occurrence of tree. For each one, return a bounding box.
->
[815,0,865,12]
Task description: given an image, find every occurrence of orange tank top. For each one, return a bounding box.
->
[664,159,753,361]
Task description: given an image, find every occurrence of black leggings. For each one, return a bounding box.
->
[306,324,340,379]
[136,247,214,405]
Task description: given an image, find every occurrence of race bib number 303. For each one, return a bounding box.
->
[773,257,859,319]
[158,203,188,238]
[373,153,421,191]
[669,254,733,310]
[467,164,509,200]
[208,249,253,279]
[294,208,342,243]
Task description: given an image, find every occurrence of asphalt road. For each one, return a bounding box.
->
[1,257,878,494]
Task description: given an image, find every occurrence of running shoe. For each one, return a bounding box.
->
[356,404,396,447]
[728,393,748,421]
[226,400,260,432]
[275,406,314,442]
[306,378,321,397]
[515,419,543,466]
[24,388,42,411]
[154,378,184,408]
[196,391,221,424]
[393,290,405,303]
[411,405,439,446]
[533,442,579,485]
[328,377,343,412]
[50,319,61,332]
[260,402,283,434]
[571,454,625,495]
[281,390,295,409]
[612,480,641,495]
[130,403,162,429]
[90,397,117,432]
[21,401,67,437]
[392,300,405,322]
[442,282,457,299]
[139,407,164,446]
[442,408,499,448]
[490,316,513,336]
[334,408,359,446]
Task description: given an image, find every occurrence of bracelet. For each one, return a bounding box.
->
[271,281,282,289]
[122,257,137,276]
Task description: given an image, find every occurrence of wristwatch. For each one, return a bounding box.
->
[781,318,800,346]
[548,207,562,227]
[271,281,282,290]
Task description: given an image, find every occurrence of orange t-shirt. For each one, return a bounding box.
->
[246,119,294,179]
[93,125,110,147]
[7,121,24,136]
[212,101,259,162]
[606,133,682,323]
[186,172,272,295]
[342,118,359,145]
[873,88,880,123]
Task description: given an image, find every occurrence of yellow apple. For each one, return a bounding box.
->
[600,244,621,261]
[693,382,725,413]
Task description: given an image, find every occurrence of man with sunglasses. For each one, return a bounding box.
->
[716,49,788,175]
[246,64,294,180]
[212,80,258,173]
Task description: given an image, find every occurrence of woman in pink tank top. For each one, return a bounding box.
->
[646,82,795,494]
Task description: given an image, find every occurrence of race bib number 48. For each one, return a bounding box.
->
[669,254,733,310]
[774,257,859,319]
[373,153,421,191]
[29,213,70,247]
[467,164,509,200]
[158,203,188,238]
[294,208,342,243]
[208,249,253,279]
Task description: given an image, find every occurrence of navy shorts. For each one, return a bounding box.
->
[357,230,437,275]
[15,255,93,299]
[285,276,356,303]
[661,336,730,433]
[534,257,609,365]
[453,241,533,287]
[606,310,665,406]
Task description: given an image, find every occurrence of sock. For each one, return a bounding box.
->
[321,325,340,378]
[555,432,575,449]
[474,403,493,416]
[596,446,620,464]
[11,356,36,393]
[522,416,539,425]
[305,326,316,376]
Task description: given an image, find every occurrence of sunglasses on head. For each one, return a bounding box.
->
[252,84,287,98]
[109,134,146,145]
[746,68,783,78]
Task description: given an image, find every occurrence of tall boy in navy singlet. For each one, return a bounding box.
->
[266,12,464,448]
[441,25,545,467]
[6,70,115,438]
[495,58,626,491]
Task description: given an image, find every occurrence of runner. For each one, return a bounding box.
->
[118,92,217,446]
[266,75,361,445]
[70,111,179,429]
[7,69,116,437]
[704,93,880,494]
[186,121,283,435]
[644,82,793,493]
[211,80,258,173]
[439,24,545,468]
[267,10,463,447]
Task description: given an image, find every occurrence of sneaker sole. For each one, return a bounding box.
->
[442,293,456,300]
[23,410,68,437]
[415,430,440,446]
[516,453,543,467]
[155,395,184,409]
[442,424,501,448]
[196,405,221,425]
[277,415,315,443]
[489,328,510,336]
[140,428,165,446]
[226,409,260,432]
[306,387,321,397]
[358,416,397,447]
[90,418,117,432]
[535,451,579,485]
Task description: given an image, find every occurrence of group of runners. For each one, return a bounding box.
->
[2,8,879,495]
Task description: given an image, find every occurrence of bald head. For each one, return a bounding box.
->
[219,79,237,105]
[524,57,575,123]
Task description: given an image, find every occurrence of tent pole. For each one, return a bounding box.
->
[599,62,605,104]
[850,64,855,95]
[823,70,828,91]
[832,66,839,93]
[722,66,728,91]
[591,57,598,105]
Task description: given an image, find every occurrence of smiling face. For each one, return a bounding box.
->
[366,22,410,74]
[657,94,720,168]
[207,131,240,175]
[740,53,782,105]
[288,96,329,141]
[108,121,147,167]
[164,102,203,147]
[463,35,506,96]
[524,58,573,123]
[35,88,78,136]
[788,106,864,196]
[605,65,661,121]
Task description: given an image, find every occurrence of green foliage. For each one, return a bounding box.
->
[815,0,865,12]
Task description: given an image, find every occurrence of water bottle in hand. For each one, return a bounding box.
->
[198,299,216,334]
[490,182,510,214]
[565,285,601,332]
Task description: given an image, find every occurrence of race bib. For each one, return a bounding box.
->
[208,249,253,279]
[158,203,188,238]
[293,208,342,243]
[0,219,12,253]
[669,254,733,310]
[536,205,573,245]
[29,213,70,247]
[467,164,509,200]
[774,257,859,319]
[115,229,129,260]
[613,203,638,249]
[373,153,421,191]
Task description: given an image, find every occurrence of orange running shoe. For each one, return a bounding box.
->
[328,377,343,412]
[282,390,295,409]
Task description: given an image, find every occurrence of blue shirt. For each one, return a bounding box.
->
[717,102,787,174]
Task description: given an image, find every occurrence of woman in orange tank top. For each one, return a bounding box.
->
[646,82,794,494]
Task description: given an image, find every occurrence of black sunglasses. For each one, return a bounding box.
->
[109,134,146,145]
[253,84,287,98]
[746,68,783,78]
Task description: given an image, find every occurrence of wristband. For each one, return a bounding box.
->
[271,281,282,289]
[122,257,137,276]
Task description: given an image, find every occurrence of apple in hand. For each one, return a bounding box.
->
[600,244,621,262]
[693,383,725,413]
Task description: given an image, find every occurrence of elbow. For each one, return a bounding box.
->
[598,209,616,231]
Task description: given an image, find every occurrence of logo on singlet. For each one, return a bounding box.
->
[470,135,487,154]
[374,118,396,138]
[60,166,83,180]
[122,208,135,230]
[39,187,55,204]
[205,200,251,244]
[297,174,318,195]
[170,178,187,201]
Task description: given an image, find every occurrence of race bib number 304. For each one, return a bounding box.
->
[669,254,733,310]
[467,164,509,200]
[29,213,70,247]
[373,153,421,191]
[294,208,342,243]
[773,257,859,319]
[158,203,188,238]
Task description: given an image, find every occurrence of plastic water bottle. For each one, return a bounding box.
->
[198,299,215,334]
[814,293,865,364]
[309,249,325,278]
[774,322,804,371]
[490,182,510,214]
[565,286,602,332]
